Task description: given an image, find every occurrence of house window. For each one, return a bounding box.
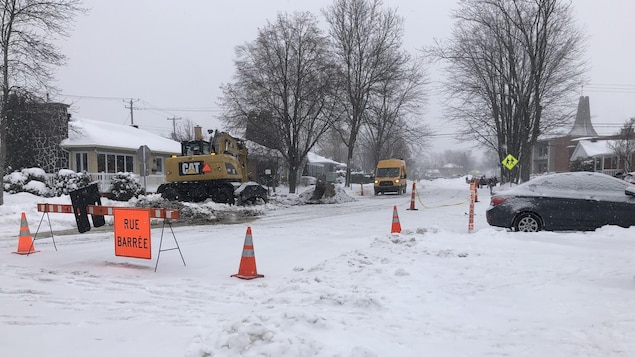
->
[97,153,134,173]
[74,152,88,172]
[153,157,164,174]
[107,154,115,173]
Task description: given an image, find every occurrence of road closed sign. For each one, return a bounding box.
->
[114,208,151,259]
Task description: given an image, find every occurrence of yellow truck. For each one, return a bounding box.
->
[374,159,407,195]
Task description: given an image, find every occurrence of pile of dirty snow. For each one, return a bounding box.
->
[132,194,268,224]
[297,185,355,204]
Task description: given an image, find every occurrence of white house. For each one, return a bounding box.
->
[303,152,346,180]
[61,118,181,192]
[570,139,622,176]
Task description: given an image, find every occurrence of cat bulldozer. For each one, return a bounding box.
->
[156,128,267,205]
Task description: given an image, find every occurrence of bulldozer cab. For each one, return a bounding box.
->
[182,141,211,156]
[211,130,245,158]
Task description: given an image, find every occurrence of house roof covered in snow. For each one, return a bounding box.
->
[60,118,181,154]
[570,139,615,161]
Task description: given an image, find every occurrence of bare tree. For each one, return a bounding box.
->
[359,56,428,167]
[315,127,348,164]
[170,118,198,142]
[609,118,635,173]
[323,0,415,186]
[0,0,84,205]
[430,0,586,182]
[220,11,338,193]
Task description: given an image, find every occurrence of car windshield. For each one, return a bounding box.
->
[377,168,400,178]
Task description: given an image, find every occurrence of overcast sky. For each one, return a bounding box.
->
[54,0,635,154]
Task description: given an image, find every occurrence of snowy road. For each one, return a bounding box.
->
[2,179,635,356]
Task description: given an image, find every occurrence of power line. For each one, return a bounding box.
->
[586,83,635,88]
[593,123,627,127]
[58,94,223,113]
[58,94,129,101]
[57,95,222,131]
[429,132,459,137]
[140,106,223,112]
[583,83,635,94]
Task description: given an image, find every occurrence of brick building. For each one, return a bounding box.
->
[531,96,600,174]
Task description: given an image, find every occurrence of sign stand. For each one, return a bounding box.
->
[154,218,186,272]
[35,211,57,250]
[34,203,183,272]
[33,204,65,252]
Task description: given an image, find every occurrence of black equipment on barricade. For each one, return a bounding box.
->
[69,183,105,233]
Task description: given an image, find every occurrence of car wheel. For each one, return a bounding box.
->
[514,213,542,232]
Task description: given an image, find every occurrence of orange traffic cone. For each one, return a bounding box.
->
[391,205,402,233]
[13,212,39,255]
[231,227,264,280]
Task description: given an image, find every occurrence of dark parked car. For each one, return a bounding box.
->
[486,171,635,232]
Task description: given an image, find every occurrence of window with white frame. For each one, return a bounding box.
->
[97,153,134,173]
[153,157,163,174]
[74,152,88,172]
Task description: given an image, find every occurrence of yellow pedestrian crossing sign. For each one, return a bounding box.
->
[502,154,518,170]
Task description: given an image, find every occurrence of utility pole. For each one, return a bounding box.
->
[167,117,182,140]
[124,99,139,126]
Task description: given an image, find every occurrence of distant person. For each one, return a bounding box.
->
[488,176,497,194]
[479,175,486,189]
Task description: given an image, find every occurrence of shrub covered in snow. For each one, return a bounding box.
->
[110,172,145,201]
[3,167,53,197]
[52,169,92,196]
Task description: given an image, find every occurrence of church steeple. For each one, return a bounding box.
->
[568,96,598,137]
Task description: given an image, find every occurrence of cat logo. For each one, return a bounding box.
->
[180,161,203,175]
